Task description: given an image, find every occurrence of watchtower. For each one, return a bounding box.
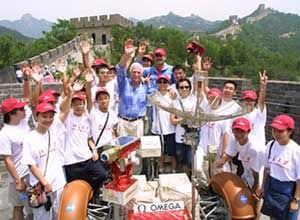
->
[70,14,133,45]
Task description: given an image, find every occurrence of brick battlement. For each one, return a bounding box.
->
[70,14,133,28]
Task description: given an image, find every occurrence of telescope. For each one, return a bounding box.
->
[101,136,141,205]
[100,136,140,163]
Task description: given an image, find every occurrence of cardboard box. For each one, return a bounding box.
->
[137,136,161,158]
[133,175,158,203]
[102,179,138,205]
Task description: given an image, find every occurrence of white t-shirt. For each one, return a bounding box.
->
[172,94,207,143]
[63,111,92,165]
[22,119,66,191]
[91,79,119,113]
[198,118,230,156]
[151,91,175,135]
[0,124,29,182]
[263,139,300,182]
[89,107,118,148]
[226,136,264,187]
[244,107,267,146]
[217,99,241,115]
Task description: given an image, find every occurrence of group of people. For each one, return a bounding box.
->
[1,38,300,220]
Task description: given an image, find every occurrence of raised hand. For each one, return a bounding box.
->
[72,65,81,78]
[80,40,91,55]
[22,65,33,78]
[55,58,67,73]
[259,70,268,86]
[31,64,43,82]
[84,70,94,83]
[124,39,136,57]
[32,64,43,75]
[202,57,213,71]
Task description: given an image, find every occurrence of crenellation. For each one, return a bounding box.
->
[29,55,42,65]
[40,52,50,63]
[89,16,98,27]
[70,14,133,28]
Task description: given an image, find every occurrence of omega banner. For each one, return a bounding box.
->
[133,201,185,213]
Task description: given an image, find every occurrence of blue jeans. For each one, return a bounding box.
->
[176,143,192,167]
[288,209,299,220]
[270,209,299,220]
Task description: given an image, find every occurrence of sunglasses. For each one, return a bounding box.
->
[154,53,163,57]
[179,86,190,90]
[157,80,169,84]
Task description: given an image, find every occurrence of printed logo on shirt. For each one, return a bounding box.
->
[71,123,89,133]
[268,156,290,169]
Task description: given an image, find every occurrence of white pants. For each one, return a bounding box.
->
[117,118,144,138]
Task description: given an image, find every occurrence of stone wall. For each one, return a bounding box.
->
[70,14,133,29]
[0,77,299,143]
[15,36,81,68]
[70,14,133,45]
[0,36,82,83]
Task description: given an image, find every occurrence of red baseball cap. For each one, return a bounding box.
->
[36,102,56,113]
[72,92,86,101]
[95,87,110,98]
[208,88,222,98]
[1,98,26,113]
[242,90,257,101]
[270,114,295,130]
[232,117,251,132]
[92,58,109,68]
[157,74,170,83]
[153,48,166,57]
[38,94,56,103]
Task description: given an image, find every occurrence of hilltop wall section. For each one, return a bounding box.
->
[70,14,133,45]
[0,77,299,143]
[16,36,82,67]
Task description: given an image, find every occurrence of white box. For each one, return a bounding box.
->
[133,175,158,203]
[102,179,138,205]
[137,136,161,158]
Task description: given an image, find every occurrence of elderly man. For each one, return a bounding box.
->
[116,39,155,137]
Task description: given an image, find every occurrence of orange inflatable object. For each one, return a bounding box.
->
[58,180,93,220]
[210,172,256,220]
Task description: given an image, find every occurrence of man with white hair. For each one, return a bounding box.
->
[116,39,155,137]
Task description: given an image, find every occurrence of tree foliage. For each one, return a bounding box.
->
[110,22,300,81]
[0,19,77,69]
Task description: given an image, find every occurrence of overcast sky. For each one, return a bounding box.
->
[1,0,299,22]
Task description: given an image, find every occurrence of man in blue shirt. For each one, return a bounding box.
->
[116,39,154,138]
[143,47,173,90]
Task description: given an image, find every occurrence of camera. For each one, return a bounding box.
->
[186,41,205,56]
[44,195,52,211]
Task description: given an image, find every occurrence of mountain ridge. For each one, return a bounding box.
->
[0,13,53,39]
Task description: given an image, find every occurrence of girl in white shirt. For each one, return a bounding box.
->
[0,98,31,220]
[63,92,107,200]
[151,75,176,173]
[171,78,199,173]
[258,114,300,220]
[22,101,67,220]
